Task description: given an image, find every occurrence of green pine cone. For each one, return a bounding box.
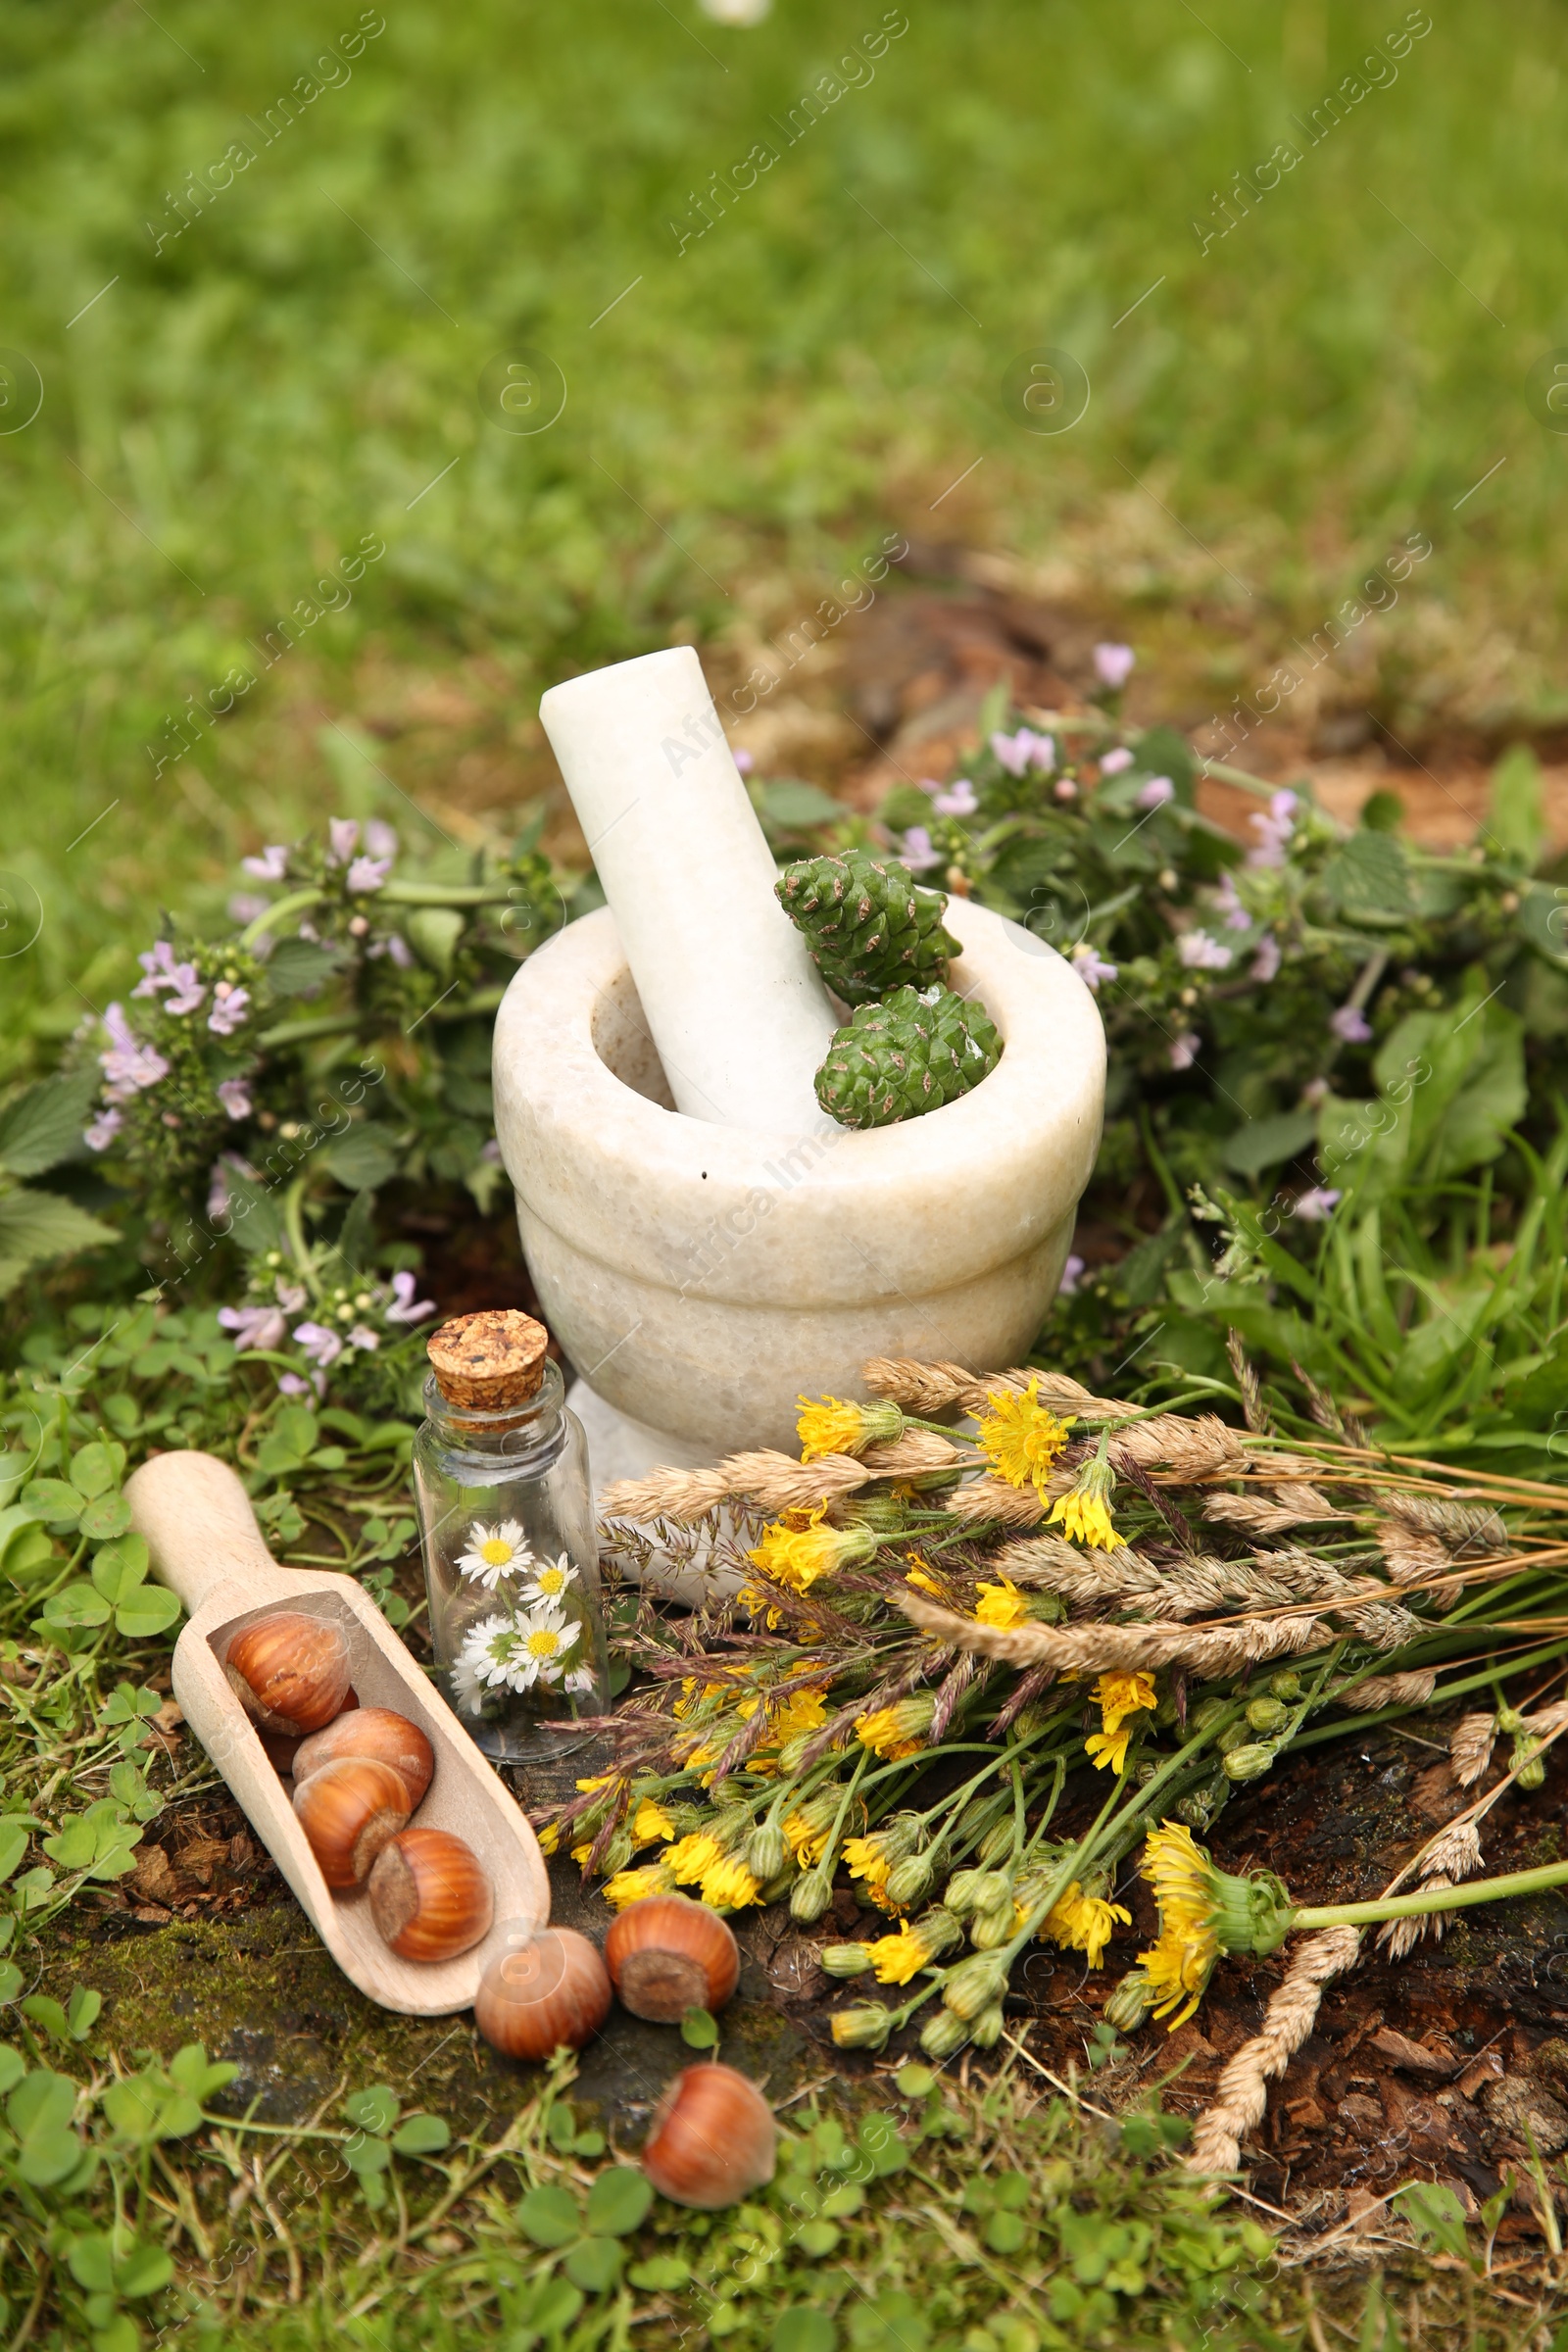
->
[814,985,1003,1129]
[775,849,959,1006]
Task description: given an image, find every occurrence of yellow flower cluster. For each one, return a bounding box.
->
[854,1692,936,1761]
[1047,1443,1126,1552]
[865,1918,941,1985]
[603,1861,676,1909]
[631,1797,676,1846]
[666,1830,764,1912]
[974,1578,1028,1629]
[1136,1821,1221,2029]
[973,1376,1073,1494]
[747,1502,875,1592]
[795,1393,904,1462]
[1084,1670,1157,1774]
[1038,1881,1131,1970]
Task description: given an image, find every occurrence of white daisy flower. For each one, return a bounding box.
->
[514,1603,580,1688]
[456,1518,534,1592]
[457,1611,530,1694]
[449,1643,488,1711]
[521,1552,577,1605]
[564,1667,598,1696]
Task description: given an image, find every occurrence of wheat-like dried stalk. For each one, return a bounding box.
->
[1338,1668,1438,1711]
[1204,1486,1346,1535]
[1186,1927,1362,2176]
[1111,1414,1250,1481]
[1449,1711,1498,1787]
[947,1478,1050,1528]
[895,1588,1326,1673]
[600,1448,874,1525]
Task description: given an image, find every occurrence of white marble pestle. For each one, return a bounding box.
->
[539,647,838,1134]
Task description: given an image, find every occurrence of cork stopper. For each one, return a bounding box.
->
[427,1310,550,1413]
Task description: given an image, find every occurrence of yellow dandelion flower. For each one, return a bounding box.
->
[842,1834,893,1892]
[796,1394,905,1462]
[631,1798,676,1846]
[866,1921,932,1985]
[747,1502,876,1592]
[570,1842,593,1870]
[574,1773,616,1795]
[1048,1441,1125,1552]
[974,1578,1029,1629]
[904,1554,944,1597]
[666,1832,727,1886]
[1041,1882,1131,1970]
[537,1821,562,1857]
[1085,1669,1158,1774]
[700,1857,764,1909]
[973,1376,1073,1493]
[1138,1924,1217,2030]
[1137,1821,1221,2028]
[854,1693,936,1760]
[603,1862,676,1909]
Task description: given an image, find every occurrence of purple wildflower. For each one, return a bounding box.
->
[277,1370,324,1399]
[84,1106,122,1152]
[1247,788,1298,868]
[732,749,755,775]
[1057,1253,1086,1297]
[1093,643,1135,690]
[1294,1187,1342,1222]
[932,778,978,817]
[219,1303,288,1352]
[386,934,415,968]
[275,1281,308,1315]
[1137,775,1176,811]
[217,1077,253,1119]
[208,983,250,1037]
[1213,875,1251,931]
[346,856,391,894]
[1169,1032,1200,1071]
[1177,929,1233,972]
[327,817,361,865]
[991,727,1049,777]
[365,818,398,861]
[100,1004,169,1096]
[1071,942,1118,993]
[386,1270,437,1325]
[899,826,943,874]
[1250,935,1282,983]
[1330,1004,1371,1044]
[293,1320,344,1369]
[242,845,289,880]
[228,894,270,924]
[1099,747,1134,775]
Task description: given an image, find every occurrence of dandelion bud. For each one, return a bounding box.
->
[977,1821,1015,1866]
[820,1943,873,1979]
[745,1824,789,1882]
[1190,1696,1230,1734]
[1215,1722,1250,1754]
[830,2003,894,2051]
[942,1952,1009,2020]
[840,1493,909,1535]
[1223,1742,1275,1782]
[790,1869,834,1924]
[943,1868,988,1919]
[969,2004,1006,2050]
[885,1851,936,1908]
[600,1827,635,1877]
[1245,1697,1287,1734]
[1266,1672,1301,1701]
[969,1900,1017,1951]
[1103,1969,1156,2032]
[1174,1778,1225,1831]
[919,2006,971,2060]
[1516,1751,1546,1790]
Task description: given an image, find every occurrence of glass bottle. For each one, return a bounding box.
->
[412,1309,611,1762]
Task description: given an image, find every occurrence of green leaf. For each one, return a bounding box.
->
[21,1994,69,2040]
[403,907,466,980]
[390,2113,450,2158]
[92,1544,146,1604]
[793,2220,841,2258]
[856,2112,907,2177]
[0,2043,24,2094]
[893,2064,935,2099]
[169,2042,237,2103]
[44,1817,103,1870]
[342,2132,391,2177]
[67,1985,102,2040]
[102,2076,165,2144]
[268,937,349,998]
[0,1818,33,1884]
[325,1128,402,1191]
[983,2210,1028,2254]
[77,1494,132,1544]
[680,2006,718,2049]
[1319,828,1411,919]
[40,1583,112,1630]
[0,1068,102,1177]
[219,1164,286,1255]
[343,2083,400,2135]
[22,1478,82,1530]
[563,2234,622,2293]
[1395,2179,1473,2262]
[514,2182,582,2248]
[518,2278,584,2334]
[1220,1108,1319,1177]
[773,2312,837,2352]
[1487,744,1544,865]
[585,2166,653,2237]
[760,781,845,830]
[627,2255,690,2291]
[0,1189,118,1294]
[71,1443,121,1500]
[7,2067,74,2138]
[0,1963,22,2004]
[103,1681,162,1725]
[114,1588,181,1639]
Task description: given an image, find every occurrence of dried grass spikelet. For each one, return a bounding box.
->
[947,1478,1050,1529]
[1343,1601,1423,1651]
[1186,1926,1362,2177]
[1377,1886,1452,1961]
[1449,1711,1498,1788]
[600,1449,873,1527]
[1337,1668,1438,1712]
[894,1588,1326,1675]
[1110,1415,1249,1481]
[1521,1698,1568,1739]
[859,1431,965,1479]
[1377,1525,1456,1584]
[1380,1493,1509,1548]
[860,1357,1125,1422]
[1203,1485,1345,1535]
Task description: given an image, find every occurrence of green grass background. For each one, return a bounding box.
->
[3,0,1565,1038]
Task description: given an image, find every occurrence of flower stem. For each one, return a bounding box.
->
[1292,1856,1568,1931]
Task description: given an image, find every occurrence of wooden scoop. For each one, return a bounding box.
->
[125,1449,550,2017]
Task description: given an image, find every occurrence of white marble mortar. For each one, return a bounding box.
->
[492,895,1105,1478]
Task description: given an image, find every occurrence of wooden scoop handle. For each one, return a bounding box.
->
[125,1450,294,1615]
